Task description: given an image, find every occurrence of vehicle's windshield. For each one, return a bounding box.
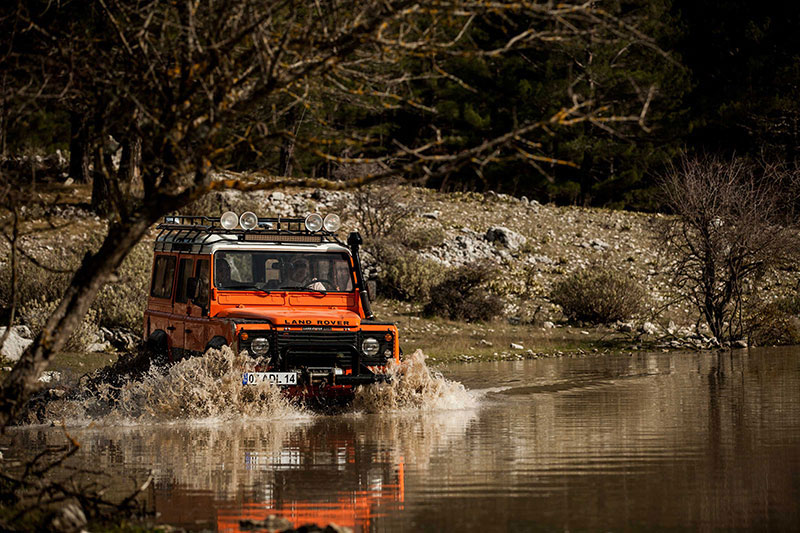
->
[214,251,355,292]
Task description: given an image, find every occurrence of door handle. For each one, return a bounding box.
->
[185,329,192,333]
[166,326,176,331]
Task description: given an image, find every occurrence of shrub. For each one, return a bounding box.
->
[370,239,445,301]
[0,256,77,312]
[745,294,800,346]
[423,263,504,321]
[20,298,98,352]
[550,267,645,324]
[400,223,446,250]
[338,185,417,240]
[92,241,151,330]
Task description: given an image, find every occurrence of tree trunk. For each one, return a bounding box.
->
[119,136,142,196]
[68,111,90,183]
[0,216,154,430]
[279,109,297,177]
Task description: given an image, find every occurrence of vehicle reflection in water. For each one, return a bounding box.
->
[6,349,800,531]
[8,408,477,532]
[214,422,406,532]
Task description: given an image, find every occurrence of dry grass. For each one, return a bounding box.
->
[372,300,638,365]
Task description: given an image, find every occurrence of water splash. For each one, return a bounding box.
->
[33,347,473,426]
[40,346,301,425]
[354,349,476,412]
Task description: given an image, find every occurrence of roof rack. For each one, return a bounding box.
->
[154,215,341,253]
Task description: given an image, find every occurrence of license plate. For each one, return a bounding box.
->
[242,372,298,386]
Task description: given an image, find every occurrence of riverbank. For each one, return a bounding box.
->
[2,182,798,375]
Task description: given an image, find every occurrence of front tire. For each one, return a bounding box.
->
[205,336,228,353]
[146,330,170,367]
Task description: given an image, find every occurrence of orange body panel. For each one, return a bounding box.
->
[143,246,400,377]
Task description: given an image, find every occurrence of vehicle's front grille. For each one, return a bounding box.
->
[277,330,357,345]
[276,330,358,369]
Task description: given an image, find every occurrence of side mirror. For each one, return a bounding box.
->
[366,280,377,301]
[186,277,199,300]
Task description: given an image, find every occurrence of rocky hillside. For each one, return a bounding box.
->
[2,183,798,367]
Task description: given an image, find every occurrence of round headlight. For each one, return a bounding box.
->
[239,211,258,231]
[221,211,239,230]
[362,337,380,357]
[250,337,270,356]
[305,213,323,232]
[323,213,341,232]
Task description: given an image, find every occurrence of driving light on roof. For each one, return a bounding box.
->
[323,213,341,232]
[305,213,323,232]
[239,211,258,231]
[221,211,239,230]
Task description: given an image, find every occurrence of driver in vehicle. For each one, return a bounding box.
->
[288,257,326,291]
[333,260,354,291]
[215,258,232,288]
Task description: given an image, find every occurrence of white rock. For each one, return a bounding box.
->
[0,328,33,362]
[510,343,524,350]
[640,322,658,335]
[87,342,111,353]
[485,226,527,250]
[38,371,61,383]
[270,191,286,201]
[12,325,31,339]
[543,321,555,329]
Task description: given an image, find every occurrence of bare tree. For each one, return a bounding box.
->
[0,0,665,429]
[659,155,800,341]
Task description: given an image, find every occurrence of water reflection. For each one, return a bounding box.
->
[8,407,478,532]
[6,349,800,531]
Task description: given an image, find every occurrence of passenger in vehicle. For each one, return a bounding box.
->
[333,260,354,291]
[288,257,326,290]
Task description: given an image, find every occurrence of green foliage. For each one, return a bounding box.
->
[408,0,689,209]
[399,223,447,250]
[371,239,445,302]
[91,242,151,330]
[0,257,76,313]
[746,294,800,346]
[20,298,98,352]
[551,267,646,324]
[423,263,504,321]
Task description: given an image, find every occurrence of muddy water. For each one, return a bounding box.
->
[6,348,800,531]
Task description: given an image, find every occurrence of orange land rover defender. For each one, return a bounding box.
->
[143,211,399,396]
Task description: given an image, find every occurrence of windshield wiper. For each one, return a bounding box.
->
[236,284,272,294]
[279,285,327,294]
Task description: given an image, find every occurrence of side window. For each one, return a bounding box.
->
[174,258,194,304]
[195,259,209,310]
[150,255,177,299]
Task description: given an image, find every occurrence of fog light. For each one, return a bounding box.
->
[323,213,341,232]
[221,211,239,230]
[362,337,380,357]
[305,213,323,232]
[251,337,270,355]
[239,211,258,230]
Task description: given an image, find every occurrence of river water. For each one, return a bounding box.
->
[6,348,800,531]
